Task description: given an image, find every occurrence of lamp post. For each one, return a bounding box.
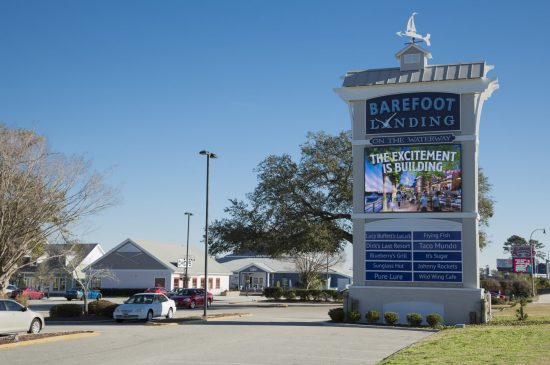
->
[184,212,193,288]
[529,228,546,296]
[200,150,217,317]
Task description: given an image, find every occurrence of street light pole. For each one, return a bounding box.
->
[529,228,546,296]
[200,150,217,317]
[184,212,193,288]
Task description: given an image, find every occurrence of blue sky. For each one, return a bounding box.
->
[1,1,549,269]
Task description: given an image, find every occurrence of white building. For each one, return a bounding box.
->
[87,238,232,294]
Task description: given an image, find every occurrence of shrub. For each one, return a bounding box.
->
[499,280,513,296]
[263,287,283,300]
[406,313,423,327]
[481,279,501,293]
[384,312,399,325]
[492,297,507,305]
[366,310,380,324]
[347,310,361,323]
[319,291,330,302]
[512,280,531,297]
[330,290,343,301]
[309,290,322,301]
[283,289,296,300]
[295,289,311,301]
[88,300,119,317]
[516,297,529,321]
[426,313,443,328]
[50,304,83,318]
[14,294,29,307]
[328,307,345,322]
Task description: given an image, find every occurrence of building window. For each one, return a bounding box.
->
[91,277,101,289]
[200,278,205,288]
[173,277,179,289]
[192,278,197,288]
[208,278,213,289]
[215,278,220,289]
[154,278,166,287]
[53,277,66,291]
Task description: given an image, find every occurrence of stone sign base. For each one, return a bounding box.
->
[349,286,486,325]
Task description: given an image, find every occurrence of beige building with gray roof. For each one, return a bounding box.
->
[88,238,232,294]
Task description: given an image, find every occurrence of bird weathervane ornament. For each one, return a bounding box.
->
[396,12,431,46]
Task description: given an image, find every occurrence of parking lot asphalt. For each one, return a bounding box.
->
[2,298,433,365]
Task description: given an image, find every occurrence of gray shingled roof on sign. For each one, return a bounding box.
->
[342,62,487,87]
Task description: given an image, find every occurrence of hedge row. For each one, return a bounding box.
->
[328,308,443,328]
[263,287,343,301]
[50,304,83,317]
[481,279,531,297]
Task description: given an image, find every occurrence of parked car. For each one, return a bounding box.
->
[0,299,44,334]
[490,291,507,300]
[1,284,18,295]
[144,287,169,295]
[113,293,176,322]
[10,288,44,300]
[64,288,102,301]
[171,288,213,309]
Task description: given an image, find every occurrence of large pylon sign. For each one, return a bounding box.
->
[335,14,498,325]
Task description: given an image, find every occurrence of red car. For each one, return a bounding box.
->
[11,288,45,300]
[144,287,169,295]
[172,288,213,309]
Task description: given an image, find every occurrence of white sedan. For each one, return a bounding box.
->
[0,299,44,334]
[113,293,176,322]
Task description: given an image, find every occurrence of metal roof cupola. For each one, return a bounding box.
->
[395,12,432,71]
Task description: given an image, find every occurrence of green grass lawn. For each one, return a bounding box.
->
[379,324,550,365]
[380,300,550,364]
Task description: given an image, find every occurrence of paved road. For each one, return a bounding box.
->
[3,303,433,365]
[536,293,550,304]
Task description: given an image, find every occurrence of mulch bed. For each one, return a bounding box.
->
[0,331,93,345]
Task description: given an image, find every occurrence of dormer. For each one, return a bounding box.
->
[395,43,432,71]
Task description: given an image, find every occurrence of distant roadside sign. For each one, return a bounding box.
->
[513,258,532,273]
[511,245,534,258]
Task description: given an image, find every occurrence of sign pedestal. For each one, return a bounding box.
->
[335,40,498,325]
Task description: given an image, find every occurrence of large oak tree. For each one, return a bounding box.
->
[209,131,495,256]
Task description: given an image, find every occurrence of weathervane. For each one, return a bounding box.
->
[396,12,431,46]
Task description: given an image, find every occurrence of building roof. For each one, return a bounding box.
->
[89,238,232,276]
[218,255,352,278]
[342,62,491,87]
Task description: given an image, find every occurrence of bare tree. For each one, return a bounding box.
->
[0,124,116,290]
[57,243,116,314]
[293,251,344,290]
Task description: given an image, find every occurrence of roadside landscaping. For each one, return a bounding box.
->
[379,324,550,365]
[379,298,550,364]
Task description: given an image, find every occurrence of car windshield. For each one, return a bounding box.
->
[126,295,154,304]
[177,289,192,295]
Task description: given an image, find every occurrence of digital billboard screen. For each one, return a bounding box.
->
[365,144,462,213]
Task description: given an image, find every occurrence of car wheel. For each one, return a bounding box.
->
[207,299,212,308]
[97,295,102,300]
[190,300,196,309]
[166,308,173,319]
[116,319,123,323]
[146,310,154,322]
[28,318,41,334]
[67,298,72,301]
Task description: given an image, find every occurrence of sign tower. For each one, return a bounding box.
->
[335,13,498,325]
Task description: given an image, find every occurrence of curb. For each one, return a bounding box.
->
[0,332,99,350]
